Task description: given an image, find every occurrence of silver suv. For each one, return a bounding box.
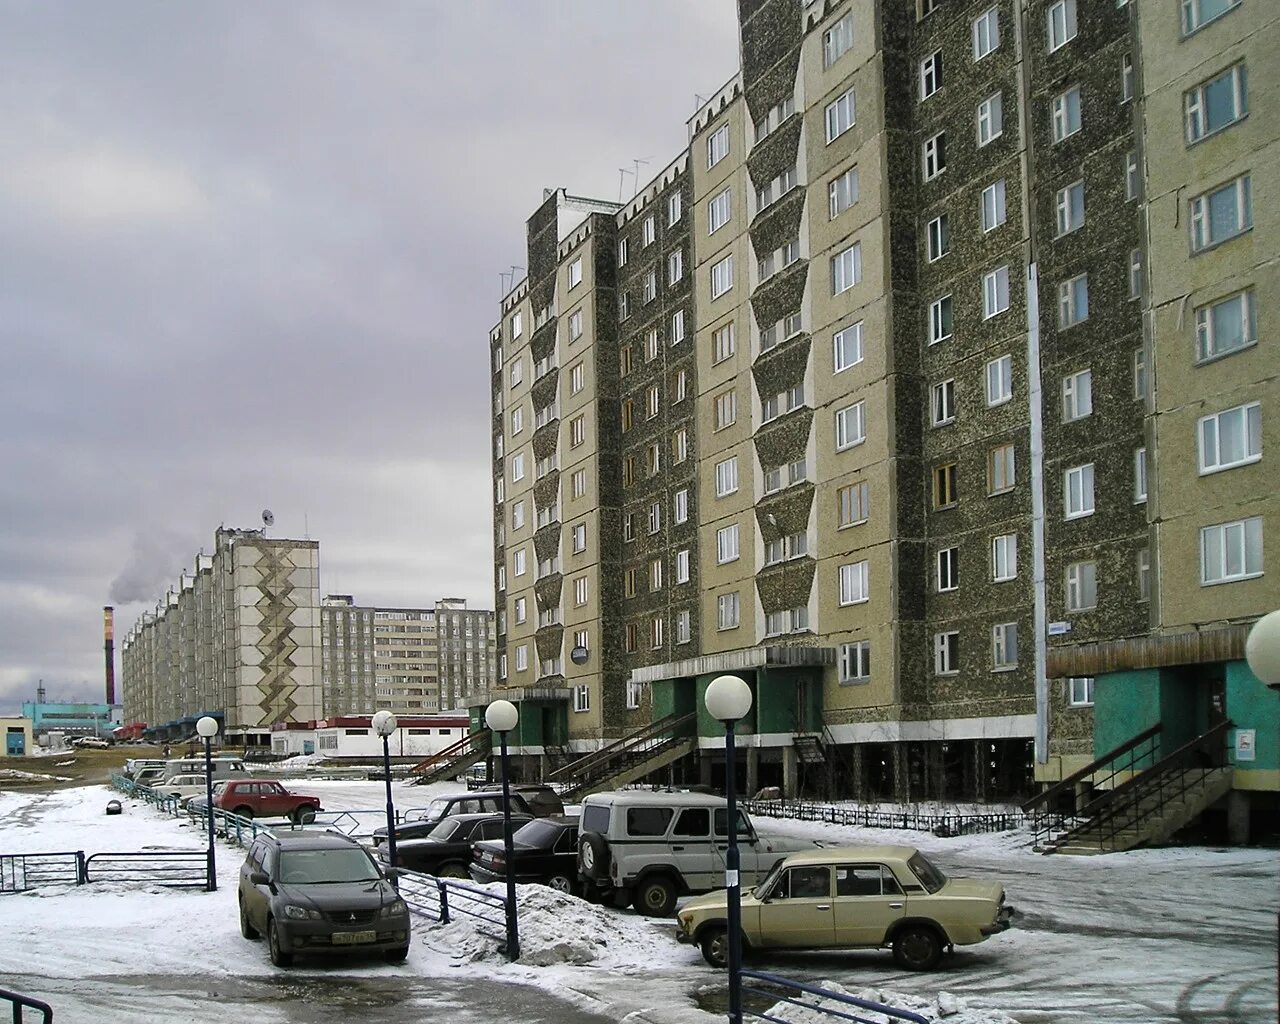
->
[576,791,815,917]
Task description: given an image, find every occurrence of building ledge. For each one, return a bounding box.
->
[1046,624,1253,678]
[629,645,834,685]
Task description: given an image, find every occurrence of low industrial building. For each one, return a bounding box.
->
[269,715,470,761]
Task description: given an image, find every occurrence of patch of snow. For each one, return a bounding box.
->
[765,981,1018,1024]
[0,767,73,782]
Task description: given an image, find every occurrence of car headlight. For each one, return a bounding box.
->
[282,905,322,920]
[677,911,693,932]
[380,901,409,918]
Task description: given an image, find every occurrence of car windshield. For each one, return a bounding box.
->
[513,819,560,847]
[428,818,461,841]
[278,849,381,884]
[752,857,787,898]
[424,798,452,819]
[907,851,947,894]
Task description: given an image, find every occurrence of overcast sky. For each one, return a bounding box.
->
[0,1,740,714]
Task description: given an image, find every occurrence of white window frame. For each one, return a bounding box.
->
[1190,175,1252,252]
[1185,64,1247,143]
[922,132,946,180]
[1200,517,1264,585]
[926,214,949,263]
[668,249,684,285]
[1055,180,1085,237]
[972,6,1000,61]
[707,124,729,168]
[835,401,866,451]
[676,549,690,585]
[839,641,871,684]
[711,254,734,299]
[829,167,859,220]
[929,295,953,344]
[920,50,942,101]
[708,188,731,234]
[992,623,1018,670]
[931,379,956,427]
[985,354,1013,407]
[717,592,740,631]
[838,560,870,606]
[1066,561,1097,611]
[667,191,682,225]
[936,547,959,592]
[1064,464,1095,519]
[1062,369,1093,422]
[1058,273,1090,328]
[716,524,740,565]
[1052,86,1082,143]
[934,632,959,675]
[992,534,1018,582]
[1134,447,1148,503]
[831,242,862,295]
[823,10,855,68]
[715,456,739,498]
[1195,290,1256,362]
[674,487,689,523]
[983,266,1010,319]
[977,92,1003,146]
[1181,0,1241,37]
[714,389,737,430]
[1068,676,1095,707]
[1048,0,1078,52]
[1198,402,1262,474]
[712,322,736,364]
[833,322,863,373]
[981,179,1006,232]
[825,88,856,143]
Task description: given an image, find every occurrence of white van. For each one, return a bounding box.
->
[159,757,249,784]
[153,774,217,805]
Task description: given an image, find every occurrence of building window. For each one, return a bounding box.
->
[715,456,739,497]
[931,379,956,427]
[619,292,630,320]
[645,384,660,419]
[823,10,854,67]
[668,249,684,285]
[926,214,950,263]
[574,576,588,606]
[643,270,657,304]
[973,6,1000,60]
[992,623,1018,670]
[1058,274,1089,328]
[716,524,740,564]
[1062,369,1093,421]
[675,369,689,402]
[1133,348,1148,400]
[674,487,689,524]
[1182,0,1240,36]
[1137,548,1151,601]
[1129,248,1143,300]
[922,132,946,180]
[933,463,957,509]
[646,441,661,478]
[711,255,734,299]
[712,322,735,364]
[569,257,583,289]
[1186,64,1247,143]
[673,429,689,466]
[1201,517,1264,585]
[676,549,691,584]
[1064,464,1095,519]
[934,632,959,675]
[510,452,525,482]
[513,596,526,624]
[515,644,528,672]
[1190,175,1252,252]
[708,188,731,233]
[825,88,856,143]
[829,167,859,219]
[648,502,662,535]
[838,481,869,528]
[668,191,682,225]
[1068,677,1095,707]
[920,50,942,101]
[1055,180,1084,236]
[1066,561,1097,611]
[835,401,866,451]
[986,354,1013,406]
[650,559,664,593]
[707,124,729,168]
[831,242,862,294]
[1196,290,1256,362]
[981,179,1006,232]
[572,522,587,553]
[977,92,1003,146]
[833,321,863,373]
[839,560,870,605]
[569,415,586,447]
[714,389,737,430]
[571,469,587,500]
[989,443,1016,494]
[937,548,959,592]
[676,609,692,644]
[839,641,871,684]
[1133,447,1148,503]
[1126,150,1140,201]
[1198,403,1262,474]
[573,685,590,713]
[1048,0,1078,51]
[511,501,525,531]
[983,266,1010,319]
[717,592,740,630]
[570,362,585,395]
[642,216,655,248]
[625,620,638,649]
[621,399,634,433]
[1052,86,1082,142]
[929,295,953,344]
[992,533,1017,582]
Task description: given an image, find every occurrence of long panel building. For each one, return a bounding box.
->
[487,0,1276,829]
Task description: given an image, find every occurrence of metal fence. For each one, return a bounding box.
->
[83,851,209,888]
[741,970,930,1024]
[0,987,54,1024]
[743,799,1029,836]
[395,867,510,942]
[0,851,85,893]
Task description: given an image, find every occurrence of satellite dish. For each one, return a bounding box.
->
[570,645,589,666]
[262,509,275,527]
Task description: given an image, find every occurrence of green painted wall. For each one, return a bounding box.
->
[651,678,696,724]
[695,672,759,738]
[1093,669,1163,764]
[1225,660,1279,772]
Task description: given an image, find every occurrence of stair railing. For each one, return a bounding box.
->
[549,712,696,794]
[1022,723,1162,850]
[406,729,491,781]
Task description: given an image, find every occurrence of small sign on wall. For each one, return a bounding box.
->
[1234,728,1256,762]
[1047,621,1072,636]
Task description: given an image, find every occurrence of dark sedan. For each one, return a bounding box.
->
[381,812,533,877]
[470,815,580,894]
[371,790,532,846]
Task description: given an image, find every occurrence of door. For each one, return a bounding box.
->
[712,807,768,884]
[263,783,290,817]
[669,808,718,890]
[756,865,836,948]
[832,864,906,946]
[7,729,26,756]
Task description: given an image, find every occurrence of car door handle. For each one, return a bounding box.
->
[889,902,904,909]
[816,904,831,911]
[671,845,685,851]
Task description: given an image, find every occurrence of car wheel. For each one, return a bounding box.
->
[438,863,468,879]
[238,896,260,940]
[267,918,293,968]
[384,946,409,964]
[610,887,633,910]
[699,926,728,969]
[892,924,943,971]
[635,876,678,917]
[545,874,574,896]
[234,806,254,820]
[291,806,316,825]
[577,832,610,880]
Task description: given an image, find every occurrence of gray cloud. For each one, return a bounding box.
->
[0,0,740,714]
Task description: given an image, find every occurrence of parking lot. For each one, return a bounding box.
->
[1,779,1275,1024]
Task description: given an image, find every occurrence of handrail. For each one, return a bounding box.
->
[740,970,930,1024]
[0,987,53,1024]
[406,729,491,778]
[547,712,694,783]
[1022,722,1162,812]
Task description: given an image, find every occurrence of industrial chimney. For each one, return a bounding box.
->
[103,606,116,705]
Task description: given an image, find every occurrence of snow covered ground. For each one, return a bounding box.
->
[1,781,1275,1024]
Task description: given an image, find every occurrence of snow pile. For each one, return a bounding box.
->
[0,767,73,782]
[433,882,691,969]
[766,981,1019,1024]
[253,752,330,771]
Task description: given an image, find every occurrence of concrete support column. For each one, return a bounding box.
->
[782,745,798,799]
[745,745,760,798]
[850,744,865,802]
[1073,781,1090,814]
[892,744,910,804]
[972,742,988,803]
[927,743,945,801]
[699,750,713,788]
[1227,790,1251,845]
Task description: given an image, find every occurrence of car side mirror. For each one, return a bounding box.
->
[383,867,406,879]
[249,871,270,886]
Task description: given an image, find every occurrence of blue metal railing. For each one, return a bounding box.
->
[395,867,510,942]
[0,987,53,1023]
[740,971,931,1024]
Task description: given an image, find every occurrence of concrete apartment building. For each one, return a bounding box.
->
[321,595,495,715]
[122,527,323,746]
[487,0,1277,815]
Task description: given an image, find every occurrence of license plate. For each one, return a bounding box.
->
[332,930,377,945]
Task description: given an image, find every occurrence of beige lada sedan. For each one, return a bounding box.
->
[675,845,1013,971]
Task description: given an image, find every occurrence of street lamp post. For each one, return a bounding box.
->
[484,699,520,961]
[372,710,399,871]
[1245,609,1280,692]
[705,674,753,1024]
[195,715,219,893]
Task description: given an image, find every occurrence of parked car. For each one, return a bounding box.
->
[159,757,249,785]
[214,780,322,823]
[124,758,167,779]
[576,791,817,917]
[675,845,1015,971]
[381,812,533,876]
[471,815,581,894]
[186,779,233,814]
[372,790,532,847]
[133,766,168,788]
[72,736,110,749]
[237,831,409,967]
[152,774,214,805]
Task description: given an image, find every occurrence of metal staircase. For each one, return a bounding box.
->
[1025,720,1234,855]
[406,729,492,786]
[793,733,826,765]
[546,713,697,801]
